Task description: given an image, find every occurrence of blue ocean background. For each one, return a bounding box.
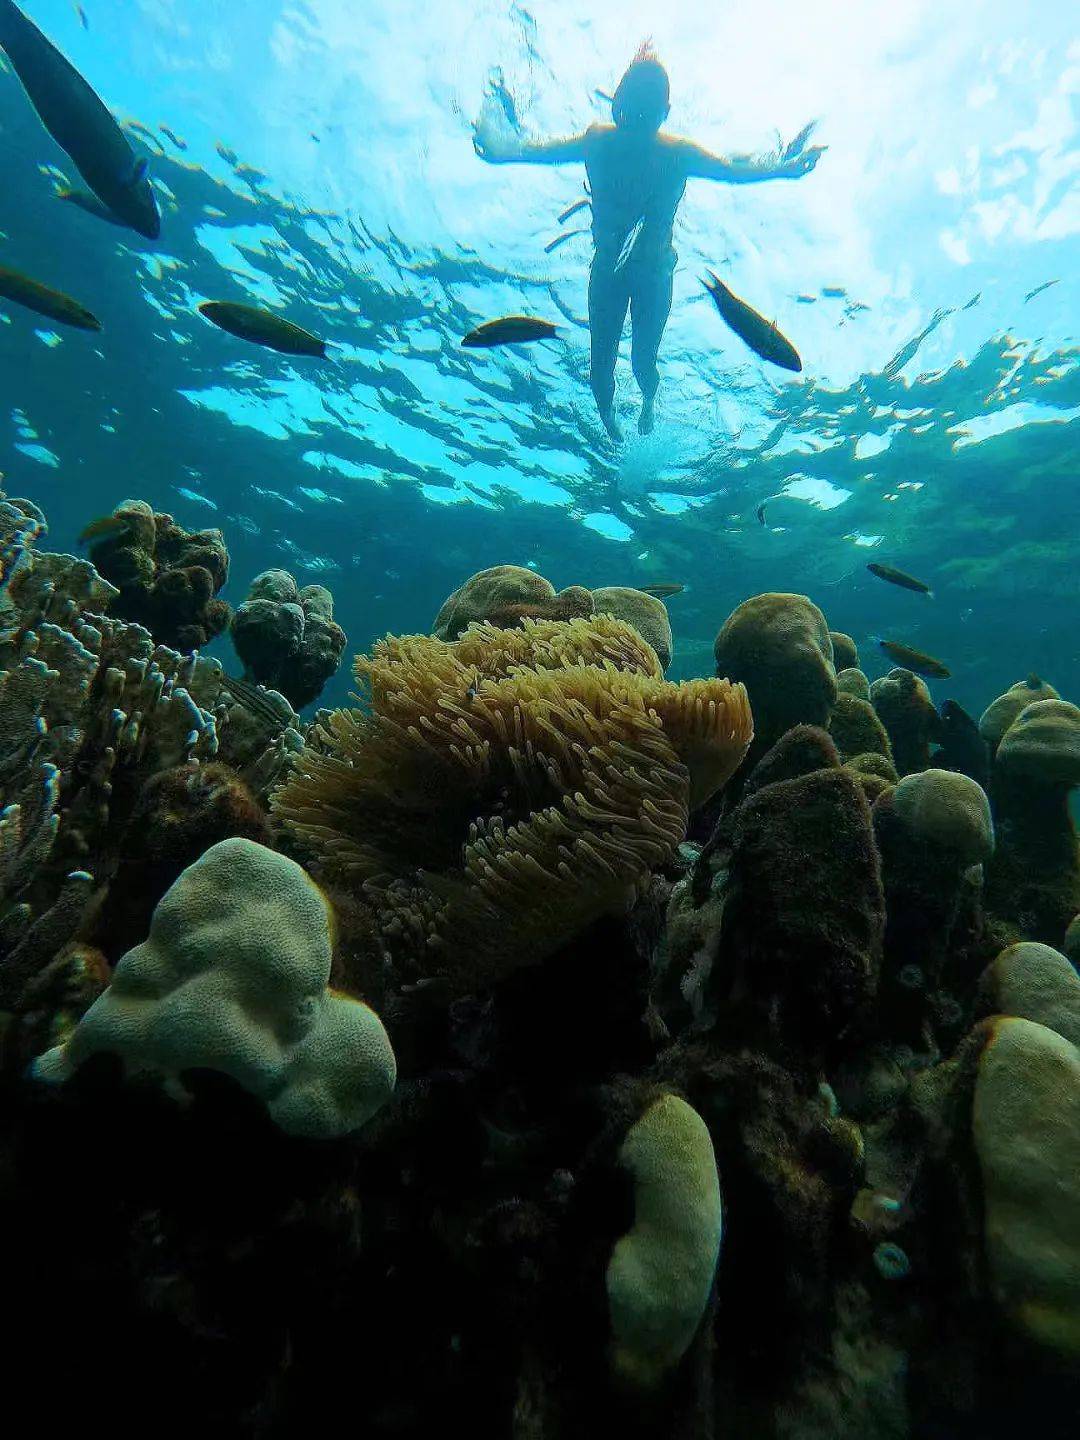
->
[0,0,1076,715]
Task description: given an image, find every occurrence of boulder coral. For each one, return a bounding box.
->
[870,668,941,777]
[985,698,1080,946]
[85,499,231,652]
[713,593,836,760]
[34,837,396,1139]
[837,667,871,700]
[272,617,752,988]
[978,674,1059,753]
[972,1016,1080,1356]
[591,586,673,671]
[976,941,1080,1047]
[830,631,859,672]
[829,691,893,766]
[231,568,347,710]
[432,564,593,640]
[605,1093,722,1390]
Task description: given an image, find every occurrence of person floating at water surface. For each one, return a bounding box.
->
[474,45,825,441]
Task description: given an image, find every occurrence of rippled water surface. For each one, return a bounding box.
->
[1,0,1077,709]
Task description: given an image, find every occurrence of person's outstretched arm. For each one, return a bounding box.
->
[473,117,590,165]
[674,123,826,183]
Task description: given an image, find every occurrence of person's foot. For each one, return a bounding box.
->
[638,395,656,435]
[600,408,623,443]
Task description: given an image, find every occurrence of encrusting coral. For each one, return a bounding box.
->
[85,499,231,651]
[35,837,396,1139]
[231,568,347,710]
[272,616,752,989]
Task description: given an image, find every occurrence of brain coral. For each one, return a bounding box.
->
[591,586,674,671]
[34,837,396,1138]
[271,617,752,987]
[432,564,593,640]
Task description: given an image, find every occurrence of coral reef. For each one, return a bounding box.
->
[231,568,347,709]
[830,631,859,671]
[36,837,396,1138]
[84,498,231,651]
[979,673,1059,752]
[6,515,1080,1440]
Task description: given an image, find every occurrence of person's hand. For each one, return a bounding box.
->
[472,114,523,164]
[777,122,827,177]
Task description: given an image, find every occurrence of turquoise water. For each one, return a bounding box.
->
[0,0,1077,713]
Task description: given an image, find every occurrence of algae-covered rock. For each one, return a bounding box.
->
[591,586,672,670]
[829,692,893,765]
[973,1016,1080,1356]
[870,668,941,777]
[606,1093,722,1389]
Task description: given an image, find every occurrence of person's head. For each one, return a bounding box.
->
[612,43,670,133]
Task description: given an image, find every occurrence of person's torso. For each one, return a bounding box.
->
[584,127,686,263]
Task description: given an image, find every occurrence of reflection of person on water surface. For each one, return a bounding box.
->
[474,45,825,442]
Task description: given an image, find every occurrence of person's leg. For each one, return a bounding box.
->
[588,259,630,442]
[630,253,675,434]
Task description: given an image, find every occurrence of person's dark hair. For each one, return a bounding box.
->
[612,42,670,130]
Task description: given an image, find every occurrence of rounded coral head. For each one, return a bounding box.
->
[612,44,670,133]
[997,699,1080,787]
[713,592,836,747]
[890,767,994,865]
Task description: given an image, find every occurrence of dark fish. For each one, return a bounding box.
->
[877,639,950,680]
[218,673,293,729]
[756,503,767,526]
[198,300,327,357]
[0,0,160,238]
[0,262,100,330]
[702,272,802,372]
[56,185,126,226]
[1024,279,1060,303]
[544,227,588,254]
[461,315,558,348]
[867,562,933,597]
[78,513,134,545]
[936,699,990,789]
[557,197,590,224]
[640,584,683,599]
[159,124,187,152]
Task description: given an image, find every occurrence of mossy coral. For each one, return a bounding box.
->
[272,617,752,987]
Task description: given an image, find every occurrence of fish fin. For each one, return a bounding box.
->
[127,156,150,187]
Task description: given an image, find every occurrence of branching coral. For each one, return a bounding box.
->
[272,618,752,987]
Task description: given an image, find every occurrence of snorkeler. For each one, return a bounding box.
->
[473,45,825,441]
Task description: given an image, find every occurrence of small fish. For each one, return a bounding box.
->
[867,562,933,597]
[756,503,767,526]
[159,123,187,152]
[1024,279,1060,303]
[78,512,134,545]
[877,639,951,680]
[461,315,557,348]
[702,272,802,373]
[73,4,88,28]
[821,286,847,299]
[0,0,160,238]
[558,197,590,224]
[218,673,293,729]
[614,217,644,273]
[56,185,126,226]
[544,227,589,254]
[198,300,327,357]
[0,262,100,330]
[640,584,683,599]
[594,88,615,105]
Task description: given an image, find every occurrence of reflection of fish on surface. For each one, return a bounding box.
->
[558,197,591,225]
[702,272,802,373]
[0,262,101,330]
[545,228,589,254]
[1024,279,1060,303]
[461,315,558,348]
[0,0,160,239]
[159,123,187,152]
[867,562,933,597]
[198,301,327,357]
[877,638,951,679]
